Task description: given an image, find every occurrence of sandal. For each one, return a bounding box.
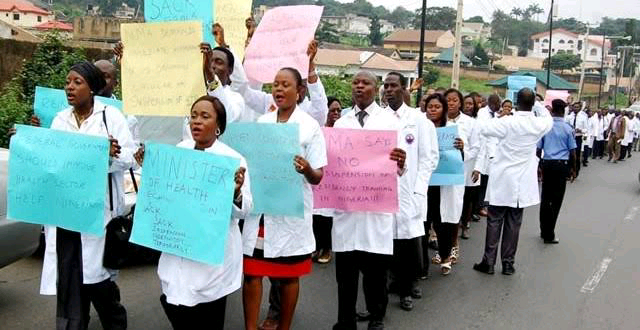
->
[450,247,459,265]
[441,261,452,275]
[431,252,441,264]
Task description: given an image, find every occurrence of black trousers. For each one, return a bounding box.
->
[391,237,422,298]
[461,186,480,228]
[427,186,455,260]
[477,174,489,210]
[334,251,390,329]
[160,294,227,330]
[482,206,524,266]
[620,144,628,159]
[583,145,591,164]
[539,160,570,241]
[313,215,333,251]
[592,140,605,158]
[575,137,583,176]
[56,228,127,330]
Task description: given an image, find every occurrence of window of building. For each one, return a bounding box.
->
[590,48,598,56]
[543,38,549,43]
[558,50,565,54]
[567,50,574,54]
[567,40,574,44]
[13,13,19,20]
[542,49,549,53]
[559,39,565,44]
[535,38,540,42]
[37,16,42,22]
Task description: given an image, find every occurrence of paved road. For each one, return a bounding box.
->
[2,155,640,329]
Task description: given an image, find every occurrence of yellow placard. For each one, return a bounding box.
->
[215,0,253,60]
[121,21,203,116]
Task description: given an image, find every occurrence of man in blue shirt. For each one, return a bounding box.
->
[536,99,577,244]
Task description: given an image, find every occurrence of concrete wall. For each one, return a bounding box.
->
[73,16,140,42]
[0,39,112,88]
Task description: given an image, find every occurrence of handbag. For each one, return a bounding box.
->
[101,109,143,269]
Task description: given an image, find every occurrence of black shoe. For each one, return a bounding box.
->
[411,287,422,299]
[428,239,439,250]
[471,214,480,222]
[473,262,495,274]
[333,322,357,330]
[461,228,470,239]
[368,320,385,330]
[544,238,559,244]
[356,311,371,322]
[502,262,515,275]
[583,163,588,167]
[400,296,414,311]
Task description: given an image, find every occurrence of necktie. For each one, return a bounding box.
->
[357,110,368,127]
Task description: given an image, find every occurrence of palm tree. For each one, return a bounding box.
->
[526,4,545,22]
[510,7,523,19]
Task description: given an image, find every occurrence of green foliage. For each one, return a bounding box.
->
[434,73,493,94]
[316,21,341,44]
[422,65,440,86]
[320,74,352,108]
[491,9,545,56]
[466,16,485,24]
[0,33,87,148]
[554,18,588,34]
[542,53,582,73]
[387,7,414,29]
[411,7,457,30]
[369,16,383,46]
[471,43,489,66]
[493,64,507,71]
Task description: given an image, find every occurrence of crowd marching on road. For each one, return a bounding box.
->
[5,16,640,330]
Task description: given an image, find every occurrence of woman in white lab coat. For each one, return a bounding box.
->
[134,95,252,329]
[242,68,327,330]
[424,93,465,275]
[39,61,134,329]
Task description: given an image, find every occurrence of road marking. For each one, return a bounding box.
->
[623,206,639,222]
[580,258,612,293]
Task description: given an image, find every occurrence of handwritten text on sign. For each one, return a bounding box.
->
[34,87,124,128]
[243,5,323,83]
[130,143,239,265]
[144,0,215,45]
[313,128,398,212]
[220,123,303,217]
[430,125,464,186]
[8,125,109,235]
[215,0,253,60]
[121,21,203,116]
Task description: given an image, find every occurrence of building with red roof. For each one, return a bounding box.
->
[34,20,72,32]
[0,0,53,28]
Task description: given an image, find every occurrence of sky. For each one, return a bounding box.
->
[337,0,640,24]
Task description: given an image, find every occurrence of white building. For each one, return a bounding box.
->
[321,14,394,37]
[0,0,53,28]
[529,28,612,68]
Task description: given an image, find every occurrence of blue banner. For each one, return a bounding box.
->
[220,122,304,217]
[507,76,537,103]
[34,86,68,128]
[430,125,464,186]
[144,0,215,45]
[8,125,109,235]
[130,142,239,265]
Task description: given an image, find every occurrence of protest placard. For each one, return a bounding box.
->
[34,86,68,128]
[144,0,215,44]
[8,125,109,235]
[121,21,203,116]
[430,125,464,186]
[220,122,303,217]
[544,90,570,107]
[243,5,323,83]
[507,76,537,103]
[215,0,253,60]
[313,127,398,212]
[130,142,239,265]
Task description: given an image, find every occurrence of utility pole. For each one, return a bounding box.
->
[614,48,626,107]
[415,0,427,105]
[546,0,554,91]
[578,24,590,101]
[597,33,606,108]
[451,0,463,89]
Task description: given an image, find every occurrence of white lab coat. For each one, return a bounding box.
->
[331,102,400,255]
[182,84,245,141]
[623,117,634,146]
[157,139,252,306]
[436,121,465,224]
[482,109,553,208]
[591,115,606,142]
[386,104,438,240]
[40,99,136,295]
[242,107,328,258]
[474,106,498,175]
[452,113,481,187]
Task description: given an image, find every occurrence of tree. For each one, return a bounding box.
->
[542,53,582,73]
[411,6,457,30]
[316,21,341,44]
[369,15,383,46]
[471,42,489,66]
[422,65,440,86]
[510,8,523,20]
[554,18,588,34]
[388,6,414,29]
[466,16,485,23]
[490,8,546,57]
[523,3,544,21]
[320,74,352,108]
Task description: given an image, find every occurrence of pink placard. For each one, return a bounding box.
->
[243,5,323,83]
[313,127,398,212]
[544,90,570,107]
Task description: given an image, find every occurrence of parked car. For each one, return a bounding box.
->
[0,148,41,269]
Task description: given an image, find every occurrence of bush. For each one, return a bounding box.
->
[0,79,30,148]
[320,74,352,108]
[493,64,507,71]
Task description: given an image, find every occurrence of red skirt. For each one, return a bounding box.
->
[243,222,312,278]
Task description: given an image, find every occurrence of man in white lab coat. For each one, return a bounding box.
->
[473,94,501,217]
[332,71,406,330]
[383,72,438,312]
[472,88,553,276]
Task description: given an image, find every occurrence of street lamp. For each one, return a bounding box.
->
[597,35,631,108]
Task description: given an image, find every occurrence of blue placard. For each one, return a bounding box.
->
[8,125,109,235]
[130,142,239,265]
[34,86,69,128]
[220,122,304,218]
[144,0,215,45]
[507,76,537,103]
[429,125,464,186]
[96,96,123,111]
